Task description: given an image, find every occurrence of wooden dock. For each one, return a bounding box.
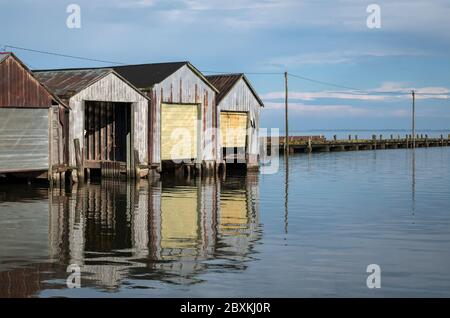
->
[265,134,450,153]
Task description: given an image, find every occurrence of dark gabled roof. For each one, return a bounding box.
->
[112,61,219,93]
[111,62,187,89]
[0,52,68,108]
[34,69,113,99]
[206,73,264,107]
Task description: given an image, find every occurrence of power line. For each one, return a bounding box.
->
[288,72,448,97]
[288,72,363,92]
[2,44,449,99]
[202,70,283,75]
[3,44,126,66]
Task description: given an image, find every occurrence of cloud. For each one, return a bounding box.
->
[117,0,157,8]
[263,102,410,118]
[261,83,450,102]
[262,91,387,101]
[267,49,428,67]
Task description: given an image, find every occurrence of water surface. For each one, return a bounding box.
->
[1,147,450,297]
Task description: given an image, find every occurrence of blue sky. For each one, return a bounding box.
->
[1,0,449,132]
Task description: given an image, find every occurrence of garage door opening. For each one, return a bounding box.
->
[84,101,131,164]
[220,111,248,164]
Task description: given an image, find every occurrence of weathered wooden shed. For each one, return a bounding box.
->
[0,53,68,181]
[206,74,264,170]
[110,62,220,175]
[34,68,150,179]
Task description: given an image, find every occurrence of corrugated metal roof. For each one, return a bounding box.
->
[206,73,264,107]
[206,74,243,103]
[34,69,113,99]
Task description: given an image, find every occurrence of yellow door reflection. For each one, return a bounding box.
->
[161,189,199,249]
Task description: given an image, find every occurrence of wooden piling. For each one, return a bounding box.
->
[74,139,84,182]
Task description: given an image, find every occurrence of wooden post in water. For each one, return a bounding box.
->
[284,71,289,155]
[412,90,416,149]
[307,137,312,153]
[74,138,84,183]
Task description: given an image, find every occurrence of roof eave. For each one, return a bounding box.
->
[186,62,220,94]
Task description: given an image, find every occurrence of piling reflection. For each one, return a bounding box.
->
[0,173,261,295]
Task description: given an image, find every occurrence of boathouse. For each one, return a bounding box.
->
[0,53,68,182]
[34,68,150,179]
[206,74,264,170]
[110,62,220,175]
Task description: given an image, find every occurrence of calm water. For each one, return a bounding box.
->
[1,147,450,297]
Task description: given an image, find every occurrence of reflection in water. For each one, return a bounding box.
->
[412,149,416,221]
[3,148,450,297]
[284,155,289,235]
[0,173,261,296]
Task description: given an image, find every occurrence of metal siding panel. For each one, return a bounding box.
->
[0,57,53,108]
[0,108,49,171]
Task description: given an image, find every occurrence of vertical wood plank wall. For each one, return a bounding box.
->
[68,73,148,167]
[217,78,261,165]
[149,65,218,165]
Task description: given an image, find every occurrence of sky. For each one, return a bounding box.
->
[1,0,449,132]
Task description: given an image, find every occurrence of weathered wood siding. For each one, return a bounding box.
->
[68,73,148,166]
[149,65,218,164]
[217,78,261,165]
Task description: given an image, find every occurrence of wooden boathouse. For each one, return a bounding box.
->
[34,68,150,180]
[206,74,264,170]
[109,62,220,176]
[0,53,68,182]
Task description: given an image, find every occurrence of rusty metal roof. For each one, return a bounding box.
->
[206,73,264,107]
[34,69,114,99]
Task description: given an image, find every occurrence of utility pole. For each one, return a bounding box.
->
[284,71,289,154]
[412,90,416,149]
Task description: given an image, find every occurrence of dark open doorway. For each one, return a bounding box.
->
[84,101,131,163]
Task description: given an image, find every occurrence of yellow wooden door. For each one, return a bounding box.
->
[220,112,248,148]
[161,103,198,161]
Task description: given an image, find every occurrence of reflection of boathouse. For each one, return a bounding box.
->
[45,174,261,290]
